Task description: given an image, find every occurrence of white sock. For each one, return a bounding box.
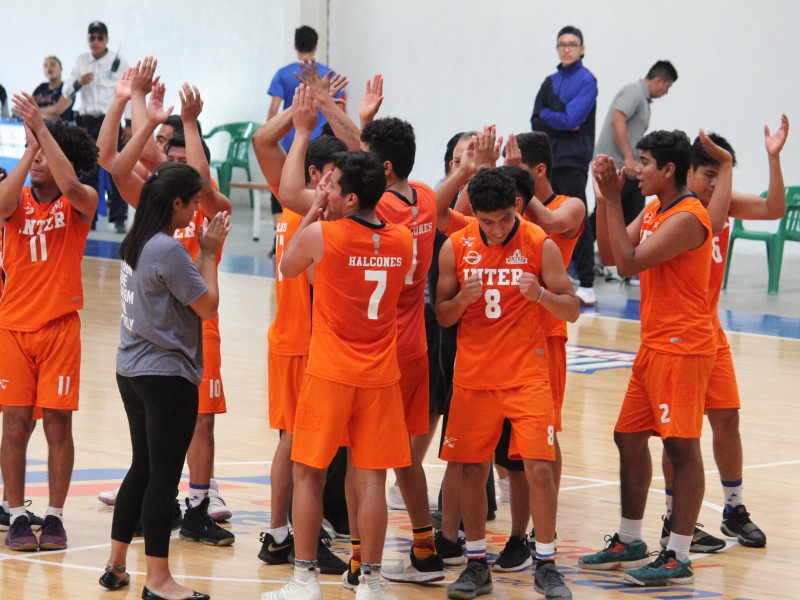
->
[45,506,64,521]
[294,561,317,584]
[268,525,290,544]
[721,479,743,514]
[1,501,9,512]
[9,506,27,524]
[187,483,210,509]
[618,517,643,544]
[535,540,556,561]
[667,532,692,562]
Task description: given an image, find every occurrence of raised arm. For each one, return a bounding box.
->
[730,114,789,220]
[359,74,384,129]
[0,126,37,220]
[190,211,231,320]
[524,194,585,237]
[697,130,734,233]
[593,156,644,268]
[280,171,331,278]
[13,93,97,224]
[180,83,232,215]
[436,138,477,231]
[252,107,293,188]
[296,59,360,150]
[97,67,134,171]
[112,82,173,207]
[130,57,165,172]
[278,85,318,215]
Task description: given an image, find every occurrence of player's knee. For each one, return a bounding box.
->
[707,408,740,436]
[663,437,702,469]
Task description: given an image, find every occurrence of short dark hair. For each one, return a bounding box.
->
[515,132,553,180]
[44,55,62,69]
[165,134,211,164]
[295,26,318,53]
[45,120,97,174]
[360,117,416,180]
[164,115,184,134]
[443,131,476,176]
[497,166,534,209]
[332,151,386,210]
[691,133,737,169]
[305,135,347,184]
[119,163,202,270]
[646,60,678,82]
[467,168,517,214]
[636,130,692,187]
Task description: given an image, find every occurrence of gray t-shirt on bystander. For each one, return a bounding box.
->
[116,232,208,385]
[596,79,652,166]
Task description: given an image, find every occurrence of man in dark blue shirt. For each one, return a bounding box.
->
[532,25,598,306]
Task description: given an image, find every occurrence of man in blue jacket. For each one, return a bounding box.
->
[532,25,598,306]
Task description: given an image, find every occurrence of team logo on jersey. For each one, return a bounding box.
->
[643,211,653,224]
[24,204,35,215]
[51,200,64,212]
[0,379,10,390]
[462,237,475,248]
[505,249,528,265]
[464,250,482,265]
[443,436,458,449]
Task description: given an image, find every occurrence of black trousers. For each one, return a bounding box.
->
[112,374,198,558]
[551,166,595,287]
[77,114,128,226]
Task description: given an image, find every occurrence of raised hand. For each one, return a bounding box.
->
[503,133,521,167]
[115,67,135,102]
[295,58,332,100]
[329,73,348,98]
[23,123,40,154]
[698,129,732,165]
[592,154,624,200]
[292,85,318,136]
[359,75,384,125]
[311,170,332,221]
[180,83,203,123]
[199,211,231,254]
[765,113,789,157]
[12,92,46,134]
[131,56,158,95]
[474,125,500,169]
[146,81,174,125]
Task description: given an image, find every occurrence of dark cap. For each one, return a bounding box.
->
[88,21,108,36]
[557,25,583,44]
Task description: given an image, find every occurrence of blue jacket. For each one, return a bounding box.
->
[531,59,598,170]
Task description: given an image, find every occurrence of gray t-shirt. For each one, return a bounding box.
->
[116,232,209,385]
[596,79,651,166]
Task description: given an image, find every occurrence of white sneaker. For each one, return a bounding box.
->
[497,477,510,502]
[98,488,119,506]
[355,580,397,600]
[207,479,232,522]
[386,484,406,510]
[575,286,597,307]
[381,554,445,584]
[261,577,322,600]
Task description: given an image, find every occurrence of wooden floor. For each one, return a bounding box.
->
[1,257,798,599]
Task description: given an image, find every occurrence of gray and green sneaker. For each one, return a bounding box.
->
[623,549,694,586]
[534,561,572,598]
[578,533,650,570]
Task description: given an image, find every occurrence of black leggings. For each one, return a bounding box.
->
[112,374,198,558]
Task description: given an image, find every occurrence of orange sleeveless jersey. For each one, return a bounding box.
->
[450,218,549,389]
[305,217,413,387]
[0,188,89,331]
[707,222,729,332]
[638,196,715,355]
[539,193,583,338]
[269,206,312,355]
[375,183,436,360]
[173,207,224,338]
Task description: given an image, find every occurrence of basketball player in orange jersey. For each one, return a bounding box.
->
[0,93,98,551]
[581,130,715,587]
[251,87,350,575]
[658,117,788,552]
[101,79,235,546]
[437,168,579,599]
[357,116,444,586]
[262,151,412,600]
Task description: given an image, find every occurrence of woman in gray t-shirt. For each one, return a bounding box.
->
[98,162,229,600]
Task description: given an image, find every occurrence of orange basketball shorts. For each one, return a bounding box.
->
[268,350,308,433]
[704,328,741,411]
[399,353,430,437]
[547,335,567,432]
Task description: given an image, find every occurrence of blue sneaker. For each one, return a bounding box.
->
[624,549,694,586]
[578,533,650,570]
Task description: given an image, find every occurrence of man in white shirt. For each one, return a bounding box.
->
[64,21,130,232]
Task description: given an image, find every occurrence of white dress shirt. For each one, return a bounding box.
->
[64,50,130,118]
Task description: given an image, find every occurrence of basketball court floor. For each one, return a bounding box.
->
[1,208,798,599]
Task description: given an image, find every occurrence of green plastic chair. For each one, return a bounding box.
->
[203,122,260,203]
[723,186,800,294]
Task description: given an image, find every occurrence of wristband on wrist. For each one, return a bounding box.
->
[535,287,545,303]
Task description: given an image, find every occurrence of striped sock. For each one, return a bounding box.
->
[536,540,556,562]
[362,562,382,592]
[294,559,317,583]
[350,538,361,573]
[412,525,436,560]
[465,539,486,561]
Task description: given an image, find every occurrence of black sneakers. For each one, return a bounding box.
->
[720,504,767,547]
[660,516,726,553]
[178,498,235,546]
[258,531,294,564]
[492,535,532,572]
[134,497,183,537]
[434,530,466,566]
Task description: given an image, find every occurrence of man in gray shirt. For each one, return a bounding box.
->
[595,61,678,224]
